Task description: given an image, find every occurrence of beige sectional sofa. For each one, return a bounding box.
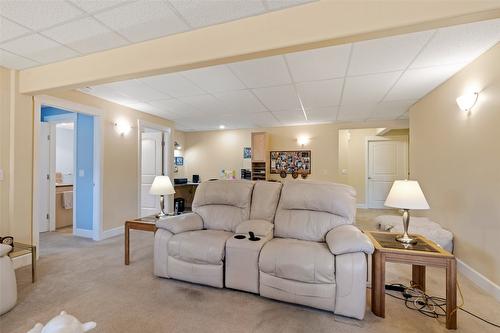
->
[154,180,374,319]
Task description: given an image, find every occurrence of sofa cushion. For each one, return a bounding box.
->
[168,230,233,265]
[259,238,335,284]
[274,181,356,241]
[250,181,282,222]
[193,180,255,231]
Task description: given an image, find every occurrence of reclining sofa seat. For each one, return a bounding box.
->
[258,181,374,319]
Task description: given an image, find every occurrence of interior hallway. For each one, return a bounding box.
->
[1,209,498,333]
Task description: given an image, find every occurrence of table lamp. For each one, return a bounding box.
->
[384,180,430,244]
[150,176,175,218]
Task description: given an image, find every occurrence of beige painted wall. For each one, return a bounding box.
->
[182,120,408,188]
[50,91,174,232]
[410,44,500,285]
[0,71,174,245]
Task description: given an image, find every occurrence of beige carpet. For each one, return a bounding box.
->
[1,210,499,332]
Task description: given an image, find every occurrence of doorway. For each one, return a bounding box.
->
[138,121,172,217]
[366,136,408,208]
[33,96,103,250]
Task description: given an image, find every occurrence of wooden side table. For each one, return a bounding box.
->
[366,231,457,330]
[9,242,36,283]
[124,216,158,265]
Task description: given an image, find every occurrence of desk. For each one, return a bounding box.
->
[174,183,199,211]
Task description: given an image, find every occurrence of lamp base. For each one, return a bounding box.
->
[396,234,417,244]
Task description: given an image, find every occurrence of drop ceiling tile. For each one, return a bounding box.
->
[169,0,265,28]
[411,19,500,68]
[342,71,401,105]
[178,94,228,114]
[337,104,373,122]
[296,79,343,108]
[385,63,464,101]
[103,79,167,101]
[213,90,267,113]
[367,100,417,120]
[0,34,79,64]
[252,85,300,111]
[245,112,280,127]
[148,98,201,118]
[0,49,39,69]
[348,30,433,76]
[0,0,84,30]
[42,17,128,54]
[94,1,188,42]
[306,106,338,122]
[0,17,30,43]
[285,44,351,82]
[181,65,245,93]
[228,55,291,88]
[140,73,204,98]
[273,110,307,124]
[265,0,316,10]
[70,0,130,13]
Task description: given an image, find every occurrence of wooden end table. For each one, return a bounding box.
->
[124,216,158,265]
[9,242,37,283]
[366,231,457,330]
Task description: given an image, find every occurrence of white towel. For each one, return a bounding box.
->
[62,191,73,209]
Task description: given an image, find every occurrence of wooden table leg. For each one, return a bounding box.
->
[371,251,385,317]
[446,258,457,329]
[125,223,130,265]
[32,246,37,283]
[412,265,426,291]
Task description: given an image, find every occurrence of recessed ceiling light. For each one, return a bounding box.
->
[219,125,225,129]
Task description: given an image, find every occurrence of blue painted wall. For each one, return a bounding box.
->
[75,113,94,231]
[41,106,73,121]
[41,106,95,231]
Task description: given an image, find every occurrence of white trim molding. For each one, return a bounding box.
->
[356,203,367,209]
[457,258,500,302]
[100,226,124,240]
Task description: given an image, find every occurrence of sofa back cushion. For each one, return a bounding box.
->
[192,180,255,232]
[274,181,356,242]
[250,181,282,222]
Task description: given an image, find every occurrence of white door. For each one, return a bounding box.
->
[141,132,163,217]
[39,123,51,232]
[367,139,408,208]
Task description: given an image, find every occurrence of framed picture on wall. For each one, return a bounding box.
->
[174,156,184,166]
[243,147,251,159]
[270,150,311,175]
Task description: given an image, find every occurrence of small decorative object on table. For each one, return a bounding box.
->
[384,180,430,244]
[27,311,96,333]
[150,176,176,218]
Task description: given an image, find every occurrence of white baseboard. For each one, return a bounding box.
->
[356,203,367,208]
[101,226,124,240]
[74,228,93,238]
[12,253,32,270]
[457,258,500,302]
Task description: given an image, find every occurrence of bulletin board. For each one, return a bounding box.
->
[270,150,311,175]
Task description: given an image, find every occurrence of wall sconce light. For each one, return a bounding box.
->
[297,136,310,147]
[456,92,478,112]
[114,119,131,136]
[174,141,182,150]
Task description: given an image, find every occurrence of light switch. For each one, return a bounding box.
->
[79,169,85,177]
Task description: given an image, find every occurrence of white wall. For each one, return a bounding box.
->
[55,125,74,184]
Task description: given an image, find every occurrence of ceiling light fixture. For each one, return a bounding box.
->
[456,92,478,112]
[219,125,225,130]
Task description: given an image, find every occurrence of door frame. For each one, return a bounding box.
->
[43,113,77,234]
[364,135,409,209]
[137,119,173,217]
[33,95,103,248]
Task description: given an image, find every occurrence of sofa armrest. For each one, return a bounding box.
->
[235,220,274,238]
[326,225,374,255]
[155,213,203,234]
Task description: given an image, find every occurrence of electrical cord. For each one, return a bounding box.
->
[383,282,500,329]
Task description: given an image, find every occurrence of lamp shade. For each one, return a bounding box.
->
[384,180,430,210]
[150,176,175,195]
